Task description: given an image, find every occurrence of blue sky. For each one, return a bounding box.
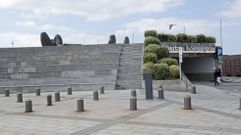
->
[0,0,240,54]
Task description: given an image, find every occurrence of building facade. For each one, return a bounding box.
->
[222,55,241,76]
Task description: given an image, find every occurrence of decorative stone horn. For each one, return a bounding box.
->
[124,36,130,44]
[40,32,55,46]
[40,32,63,46]
[54,34,63,46]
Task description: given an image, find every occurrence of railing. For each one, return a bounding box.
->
[181,71,193,90]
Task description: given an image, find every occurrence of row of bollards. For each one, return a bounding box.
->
[3,86,241,113]
[24,86,105,113]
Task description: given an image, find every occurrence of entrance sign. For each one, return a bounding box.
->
[161,43,216,53]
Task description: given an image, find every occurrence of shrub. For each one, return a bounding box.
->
[144,36,160,46]
[176,33,188,43]
[141,62,154,74]
[206,36,216,43]
[108,34,116,44]
[160,58,178,66]
[169,65,180,79]
[157,33,169,42]
[144,53,157,63]
[187,35,197,43]
[196,34,206,43]
[168,34,177,42]
[144,30,157,37]
[159,46,169,59]
[153,63,169,80]
[145,44,169,59]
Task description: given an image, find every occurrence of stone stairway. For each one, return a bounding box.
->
[116,43,144,89]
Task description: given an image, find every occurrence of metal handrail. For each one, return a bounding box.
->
[181,71,193,90]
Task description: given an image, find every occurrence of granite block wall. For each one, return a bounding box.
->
[0,44,122,93]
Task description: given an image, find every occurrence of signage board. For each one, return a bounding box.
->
[161,43,216,53]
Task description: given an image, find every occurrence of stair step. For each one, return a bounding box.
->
[116,44,144,89]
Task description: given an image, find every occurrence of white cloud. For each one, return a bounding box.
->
[0,0,25,8]
[16,21,36,27]
[0,0,185,21]
[115,17,218,38]
[220,0,241,17]
[0,32,39,48]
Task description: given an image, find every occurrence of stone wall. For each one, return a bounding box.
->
[0,44,122,93]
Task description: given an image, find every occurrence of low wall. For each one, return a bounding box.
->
[142,80,188,92]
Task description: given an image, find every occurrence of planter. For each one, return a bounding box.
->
[142,79,187,92]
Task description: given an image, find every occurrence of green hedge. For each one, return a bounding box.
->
[159,58,178,66]
[187,35,197,43]
[196,34,206,43]
[206,36,216,43]
[141,62,154,74]
[144,53,157,63]
[168,34,177,42]
[153,63,169,80]
[144,36,160,46]
[158,34,176,42]
[157,32,216,43]
[157,33,169,42]
[176,33,188,43]
[169,65,180,79]
[145,30,157,37]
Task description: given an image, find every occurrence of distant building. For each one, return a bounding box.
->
[222,55,241,76]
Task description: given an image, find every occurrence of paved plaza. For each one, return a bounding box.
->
[0,85,241,135]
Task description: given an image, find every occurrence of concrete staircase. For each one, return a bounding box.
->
[116,43,144,89]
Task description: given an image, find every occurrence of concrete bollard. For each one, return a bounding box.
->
[239,97,241,110]
[131,90,137,97]
[77,98,84,112]
[93,91,99,101]
[17,93,23,103]
[36,88,41,96]
[191,86,196,94]
[158,89,164,99]
[5,89,10,97]
[47,95,52,106]
[184,95,192,110]
[25,99,33,113]
[55,92,60,102]
[67,88,72,95]
[100,86,105,94]
[130,96,137,111]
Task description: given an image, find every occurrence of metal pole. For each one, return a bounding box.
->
[179,61,182,80]
[183,25,186,34]
[220,19,223,47]
[132,34,135,44]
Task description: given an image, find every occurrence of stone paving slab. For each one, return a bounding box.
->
[0,85,240,135]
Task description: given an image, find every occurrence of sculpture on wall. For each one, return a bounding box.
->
[40,32,63,46]
[108,34,116,44]
[123,36,130,44]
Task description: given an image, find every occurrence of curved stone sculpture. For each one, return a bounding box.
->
[124,36,130,44]
[40,32,56,46]
[108,34,116,44]
[54,34,63,46]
